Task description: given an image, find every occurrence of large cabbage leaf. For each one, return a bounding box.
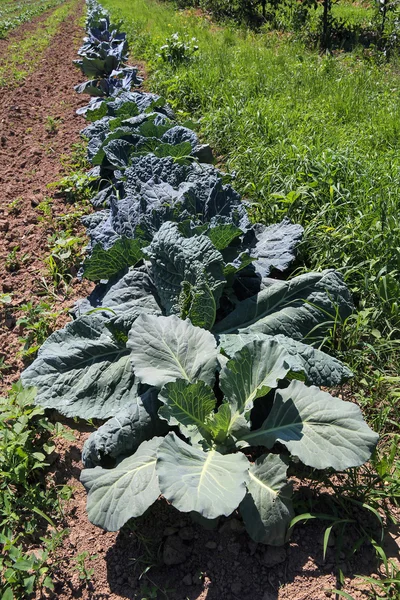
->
[128,314,218,388]
[161,125,198,148]
[103,138,135,169]
[74,67,143,97]
[82,209,119,251]
[82,237,145,280]
[213,269,353,340]
[109,181,193,241]
[89,127,142,167]
[156,432,250,519]
[122,156,193,202]
[82,388,167,468]
[158,379,216,444]
[81,437,163,531]
[75,53,121,78]
[212,338,296,442]
[246,218,304,277]
[145,222,226,328]
[219,332,353,387]
[82,116,112,143]
[122,156,238,208]
[240,454,294,546]
[73,267,160,319]
[85,114,181,169]
[239,380,379,470]
[219,339,294,414]
[21,314,137,420]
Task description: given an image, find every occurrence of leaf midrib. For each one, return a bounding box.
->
[160,338,191,381]
[242,419,352,443]
[249,469,277,497]
[50,346,129,373]
[198,449,215,491]
[103,458,156,489]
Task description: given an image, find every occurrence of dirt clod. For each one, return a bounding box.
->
[262,546,287,567]
[163,526,178,536]
[163,534,192,565]
[179,526,195,541]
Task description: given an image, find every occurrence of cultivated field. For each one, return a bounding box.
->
[0,0,398,599]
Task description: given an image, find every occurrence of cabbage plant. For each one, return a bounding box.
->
[79,314,378,544]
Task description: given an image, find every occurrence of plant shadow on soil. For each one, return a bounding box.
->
[101,493,385,600]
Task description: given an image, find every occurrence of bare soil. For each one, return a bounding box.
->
[0,0,92,387]
[0,3,398,600]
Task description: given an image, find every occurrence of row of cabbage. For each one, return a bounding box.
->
[21,0,378,545]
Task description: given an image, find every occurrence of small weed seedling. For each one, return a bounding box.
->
[74,551,98,584]
[36,197,53,220]
[139,582,160,600]
[0,293,12,306]
[0,357,10,380]
[45,115,61,134]
[17,301,60,358]
[7,197,23,215]
[46,232,84,289]
[5,246,30,273]
[5,247,19,273]
[0,295,12,379]
[60,141,89,171]
[49,170,97,203]
[139,576,174,600]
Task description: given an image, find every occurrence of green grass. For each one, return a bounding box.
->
[331,2,375,26]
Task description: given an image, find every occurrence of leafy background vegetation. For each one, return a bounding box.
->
[0,0,67,39]
[0,0,81,86]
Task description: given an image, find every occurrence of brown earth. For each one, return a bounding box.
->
[0,0,92,388]
[0,3,398,600]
